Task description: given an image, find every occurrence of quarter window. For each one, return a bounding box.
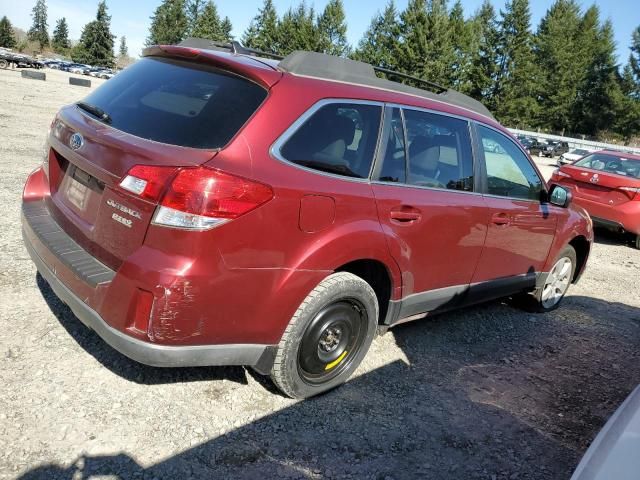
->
[403,109,474,191]
[280,103,382,179]
[478,126,543,201]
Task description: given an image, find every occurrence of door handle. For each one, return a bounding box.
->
[491,212,510,226]
[390,206,422,223]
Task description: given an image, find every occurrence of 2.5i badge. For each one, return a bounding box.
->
[111,212,132,228]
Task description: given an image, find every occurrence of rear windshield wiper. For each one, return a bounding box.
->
[76,101,112,124]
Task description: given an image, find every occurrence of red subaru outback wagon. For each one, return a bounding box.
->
[22,40,593,398]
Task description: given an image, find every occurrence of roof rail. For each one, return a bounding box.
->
[179,38,284,61]
[176,38,495,120]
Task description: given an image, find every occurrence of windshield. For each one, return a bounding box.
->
[574,153,640,179]
[80,57,267,149]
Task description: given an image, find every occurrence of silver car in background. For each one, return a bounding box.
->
[571,385,640,480]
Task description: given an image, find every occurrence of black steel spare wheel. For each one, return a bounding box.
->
[269,272,379,399]
[298,299,366,384]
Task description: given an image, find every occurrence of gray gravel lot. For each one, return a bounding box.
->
[1,67,640,480]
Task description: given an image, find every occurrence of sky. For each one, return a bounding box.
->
[0,0,637,64]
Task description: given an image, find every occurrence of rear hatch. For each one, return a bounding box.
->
[559,153,640,207]
[46,52,277,270]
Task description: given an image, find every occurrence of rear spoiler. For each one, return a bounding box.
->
[141,45,282,89]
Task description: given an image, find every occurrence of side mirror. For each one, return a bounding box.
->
[548,184,572,208]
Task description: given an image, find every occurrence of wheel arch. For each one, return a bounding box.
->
[569,235,590,283]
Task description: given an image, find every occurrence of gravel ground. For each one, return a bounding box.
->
[1,67,640,480]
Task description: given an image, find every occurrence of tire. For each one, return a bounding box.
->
[270,272,379,399]
[518,245,577,313]
[0,59,7,69]
[634,234,640,250]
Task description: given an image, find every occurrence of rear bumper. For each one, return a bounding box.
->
[572,196,640,235]
[22,200,276,372]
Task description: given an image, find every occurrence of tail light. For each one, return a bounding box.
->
[120,165,178,202]
[618,186,640,200]
[120,165,273,230]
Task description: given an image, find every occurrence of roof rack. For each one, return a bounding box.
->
[177,38,495,120]
[179,38,284,61]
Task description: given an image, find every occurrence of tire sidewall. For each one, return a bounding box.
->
[277,273,378,399]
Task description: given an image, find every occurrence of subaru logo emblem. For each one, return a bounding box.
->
[69,133,83,150]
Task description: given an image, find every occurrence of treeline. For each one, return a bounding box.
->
[146,0,640,142]
[1,0,639,142]
[0,0,130,68]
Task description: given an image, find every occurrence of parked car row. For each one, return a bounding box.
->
[0,48,44,69]
[516,135,570,158]
[42,59,116,79]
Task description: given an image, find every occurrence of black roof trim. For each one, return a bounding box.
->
[278,51,495,120]
[177,39,495,120]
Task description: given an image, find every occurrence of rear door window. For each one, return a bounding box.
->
[403,109,474,191]
[80,57,267,149]
[279,103,382,179]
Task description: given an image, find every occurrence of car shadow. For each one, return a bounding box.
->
[19,290,640,479]
[592,227,637,248]
[35,273,248,386]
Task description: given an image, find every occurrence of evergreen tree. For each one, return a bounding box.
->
[72,1,115,67]
[629,25,640,95]
[242,0,279,53]
[119,35,128,57]
[534,0,582,133]
[493,0,538,128]
[0,16,17,49]
[276,3,318,55]
[147,0,188,46]
[468,1,499,106]
[221,16,233,40]
[316,0,350,57]
[572,19,624,136]
[186,0,206,35]
[352,1,400,70]
[617,64,640,139]
[449,0,475,92]
[396,0,455,87]
[190,1,226,41]
[28,0,49,49]
[52,17,70,52]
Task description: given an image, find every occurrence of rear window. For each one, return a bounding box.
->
[575,153,640,179]
[80,57,267,149]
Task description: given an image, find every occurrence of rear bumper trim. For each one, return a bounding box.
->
[22,201,115,287]
[591,216,624,231]
[23,223,274,369]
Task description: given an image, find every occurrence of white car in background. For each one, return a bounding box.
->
[571,385,640,480]
[558,148,596,166]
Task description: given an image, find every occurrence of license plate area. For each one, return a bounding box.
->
[61,164,105,214]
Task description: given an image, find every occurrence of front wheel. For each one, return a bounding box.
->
[270,272,378,399]
[525,245,577,312]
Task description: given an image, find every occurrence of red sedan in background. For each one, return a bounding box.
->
[551,150,640,249]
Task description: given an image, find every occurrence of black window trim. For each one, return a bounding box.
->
[270,98,385,184]
[472,121,549,203]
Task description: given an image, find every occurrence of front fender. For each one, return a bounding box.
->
[542,204,593,275]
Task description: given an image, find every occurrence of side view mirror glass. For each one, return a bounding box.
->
[549,184,571,208]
